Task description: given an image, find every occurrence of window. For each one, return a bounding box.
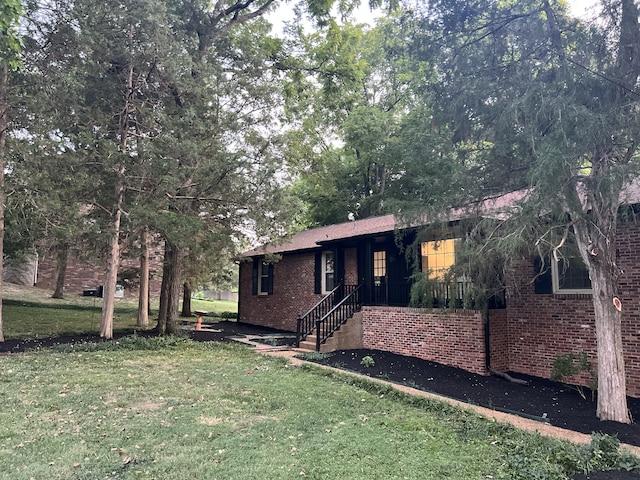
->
[322,251,335,293]
[258,261,270,295]
[552,245,592,294]
[252,260,273,296]
[421,239,459,280]
[373,250,386,286]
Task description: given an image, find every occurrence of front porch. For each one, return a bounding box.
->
[294,274,500,378]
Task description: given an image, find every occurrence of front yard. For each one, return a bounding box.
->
[0,337,637,479]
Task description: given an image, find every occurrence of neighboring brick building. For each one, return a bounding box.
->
[35,253,164,298]
[239,194,640,398]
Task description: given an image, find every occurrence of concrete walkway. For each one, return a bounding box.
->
[240,340,640,458]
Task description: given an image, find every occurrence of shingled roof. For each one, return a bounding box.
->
[243,214,397,257]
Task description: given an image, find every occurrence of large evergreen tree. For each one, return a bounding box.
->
[0,0,23,341]
[402,0,640,423]
[6,0,299,339]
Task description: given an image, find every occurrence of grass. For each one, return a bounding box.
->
[188,298,237,317]
[2,285,237,339]
[0,292,638,478]
[0,337,638,479]
[2,300,142,339]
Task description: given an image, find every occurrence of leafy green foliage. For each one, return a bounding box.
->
[282,18,430,225]
[551,352,598,400]
[359,354,375,367]
[0,0,22,69]
[52,334,192,353]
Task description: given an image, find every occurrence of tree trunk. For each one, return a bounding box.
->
[156,240,182,335]
[101,57,134,339]
[574,212,630,423]
[0,66,7,342]
[181,282,192,317]
[52,244,69,299]
[137,228,150,327]
[100,194,123,339]
[591,271,629,422]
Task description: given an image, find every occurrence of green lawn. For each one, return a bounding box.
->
[2,291,237,339]
[0,337,637,479]
[0,296,637,478]
[188,298,237,316]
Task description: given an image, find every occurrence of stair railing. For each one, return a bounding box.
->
[315,284,363,351]
[296,283,343,347]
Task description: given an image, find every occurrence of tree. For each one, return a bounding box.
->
[6,0,303,340]
[281,18,417,225]
[150,13,296,334]
[0,0,23,341]
[404,0,640,423]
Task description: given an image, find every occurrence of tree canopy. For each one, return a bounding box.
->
[396,0,640,423]
[3,0,640,424]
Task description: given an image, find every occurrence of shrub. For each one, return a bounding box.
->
[360,355,375,368]
[551,352,597,400]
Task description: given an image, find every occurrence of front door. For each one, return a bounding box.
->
[372,249,387,304]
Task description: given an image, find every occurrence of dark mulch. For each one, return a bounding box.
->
[0,321,282,353]
[2,323,640,480]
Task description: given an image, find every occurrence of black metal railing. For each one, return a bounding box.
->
[405,279,506,309]
[315,284,363,351]
[371,282,412,306]
[296,284,344,347]
[369,281,475,307]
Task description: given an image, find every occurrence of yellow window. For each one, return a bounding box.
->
[421,239,459,280]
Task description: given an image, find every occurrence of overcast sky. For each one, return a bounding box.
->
[268,0,602,35]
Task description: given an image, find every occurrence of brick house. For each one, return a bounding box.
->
[34,253,163,297]
[4,248,164,298]
[239,192,640,398]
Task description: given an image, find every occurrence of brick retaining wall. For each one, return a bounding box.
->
[362,306,487,375]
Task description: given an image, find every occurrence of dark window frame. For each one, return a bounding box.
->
[252,259,274,296]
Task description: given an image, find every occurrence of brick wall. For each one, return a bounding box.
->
[239,249,361,332]
[488,308,509,372]
[36,253,163,298]
[505,219,640,397]
[362,306,487,375]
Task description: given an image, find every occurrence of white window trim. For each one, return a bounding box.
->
[321,251,334,294]
[551,258,592,295]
